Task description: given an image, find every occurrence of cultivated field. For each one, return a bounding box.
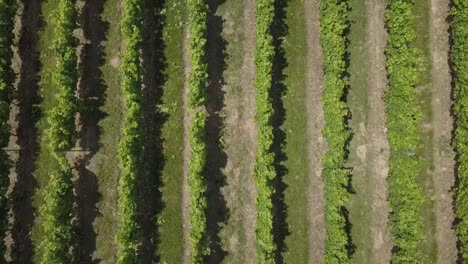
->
[0,0,466,263]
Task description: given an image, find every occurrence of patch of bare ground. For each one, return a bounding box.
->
[70,0,107,263]
[304,0,327,262]
[219,0,258,262]
[429,0,457,262]
[181,23,192,264]
[8,1,41,262]
[366,0,392,262]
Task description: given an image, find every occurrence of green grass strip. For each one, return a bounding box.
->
[39,0,78,262]
[282,0,310,261]
[116,0,143,262]
[451,0,468,262]
[319,0,352,262]
[385,0,425,262]
[0,0,16,260]
[158,0,186,262]
[253,0,276,263]
[187,0,209,262]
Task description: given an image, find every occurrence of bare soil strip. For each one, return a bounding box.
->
[71,0,106,262]
[239,1,257,260]
[429,0,457,261]
[219,0,258,262]
[181,24,192,264]
[9,1,41,262]
[366,0,392,262]
[304,0,327,262]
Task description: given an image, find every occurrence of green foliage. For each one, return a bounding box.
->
[319,0,352,262]
[253,0,276,262]
[39,156,74,264]
[116,0,143,262]
[187,0,209,262]
[188,0,208,109]
[0,1,15,134]
[385,0,425,262]
[451,0,468,262]
[188,110,209,262]
[39,0,78,263]
[0,0,15,259]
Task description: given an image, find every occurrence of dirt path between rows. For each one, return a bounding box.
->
[219,0,258,262]
[366,0,392,262]
[8,1,41,262]
[71,0,106,262]
[429,0,457,262]
[181,24,192,264]
[304,0,327,262]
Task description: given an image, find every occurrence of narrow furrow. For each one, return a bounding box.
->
[366,0,392,262]
[429,0,457,261]
[9,0,41,262]
[304,0,327,262]
[71,1,106,262]
[181,11,192,264]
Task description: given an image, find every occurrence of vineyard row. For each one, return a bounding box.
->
[40,0,79,262]
[451,0,468,262]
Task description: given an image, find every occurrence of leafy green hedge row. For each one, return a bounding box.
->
[253,0,276,262]
[385,0,425,262]
[187,0,209,262]
[451,0,468,262]
[319,0,352,262]
[39,0,78,263]
[117,0,143,262]
[0,0,16,259]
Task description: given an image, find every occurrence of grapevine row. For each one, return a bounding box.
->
[116,0,144,262]
[39,0,78,262]
[187,0,209,262]
[319,0,352,262]
[385,0,425,262]
[253,0,276,262]
[0,0,16,259]
[451,0,468,262]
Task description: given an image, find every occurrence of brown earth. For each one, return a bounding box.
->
[429,0,458,262]
[71,0,106,262]
[304,0,327,262]
[181,22,192,264]
[366,0,393,262]
[8,1,41,262]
